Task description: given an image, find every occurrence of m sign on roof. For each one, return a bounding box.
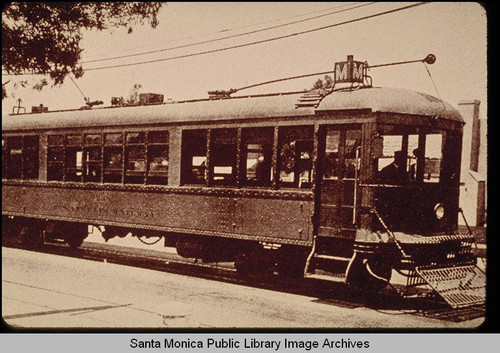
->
[335,55,366,84]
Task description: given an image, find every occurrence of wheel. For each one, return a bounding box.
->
[19,222,44,248]
[4,217,44,248]
[346,252,392,292]
[234,248,276,278]
[61,222,88,249]
[276,246,308,278]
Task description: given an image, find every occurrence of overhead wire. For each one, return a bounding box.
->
[80,2,375,64]
[82,2,364,61]
[2,2,428,77]
[82,2,427,72]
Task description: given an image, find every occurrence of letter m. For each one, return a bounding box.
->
[335,63,348,81]
[352,62,364,81]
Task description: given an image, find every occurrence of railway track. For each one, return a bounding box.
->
[2,239,485,323]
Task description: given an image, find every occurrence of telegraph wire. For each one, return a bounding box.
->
[82,2,427,72]
[81,2,375,64]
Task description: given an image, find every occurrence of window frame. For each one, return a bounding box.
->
[46,129,170,186]
[2,135,40,180]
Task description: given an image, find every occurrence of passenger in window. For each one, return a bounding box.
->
[379,150,406,183]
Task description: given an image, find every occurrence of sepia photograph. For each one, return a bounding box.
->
[2,1,488,336]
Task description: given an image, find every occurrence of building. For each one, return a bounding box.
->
[458,100,487,227]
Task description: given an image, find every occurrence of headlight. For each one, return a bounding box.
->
[434,203,445,220]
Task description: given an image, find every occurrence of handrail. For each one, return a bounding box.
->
[370,208,408,258]
[352,146,361,224]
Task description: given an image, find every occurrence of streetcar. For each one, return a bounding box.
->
[2,55,485,308]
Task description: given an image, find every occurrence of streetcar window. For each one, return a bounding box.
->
[48,135,64,181]
[84,134,102,145]
[104,133,123,183]
[376,128,443,184]
[48,135,64,146]
[104,133,123,145]
[2,135,40,180]
[126,132,145,144]
[323,130,340,180]
[344,129,361,179]
[83,134,102,182]
[147,130,169,185]
[279,126,314,188]
[65,134,83,182]
[181,130,207,185]
[406,134,421,182]
[23,135,39,179]
[377,135,406,183]
[6,136,22,179]
[66,134,83,146]
[66,148,83,182]
[125,144,146,184]
[2,138,7,179]
[210,129,237,185]
[242,127,273,186]
[125,132,146,184]
[423,134,442,183]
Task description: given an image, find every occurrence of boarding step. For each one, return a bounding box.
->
[314,254,351,262]
[305,269,346,283]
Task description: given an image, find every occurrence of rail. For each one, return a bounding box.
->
[370,208,408,258]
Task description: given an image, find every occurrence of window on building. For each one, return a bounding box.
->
[210,129,237,185]
[242,127,273,186]
[147,130,169,185]
[181,130,207,185]
[279,126,314,188]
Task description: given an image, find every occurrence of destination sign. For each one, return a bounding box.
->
[334,55,366,83]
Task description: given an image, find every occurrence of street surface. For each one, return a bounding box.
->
[2,244,484,329]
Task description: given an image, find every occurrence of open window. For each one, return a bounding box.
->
[23,136,39,179]
[47,135,64,181]
[376,125,443,184]
[5,136,23,179]
[181,129,207,185]
[84,134,102,182]
[242,127,273,186]
[423,133,442,183]
[147,130,169,185]
[2,135,40,180]
[65,134,83,182]
[278,126,314,188]
[104,133,123,183]
[125,132,146,184]
[323,130,340,180]
[210,129,237,185]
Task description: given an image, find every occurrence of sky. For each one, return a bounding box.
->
[2,2,487,120]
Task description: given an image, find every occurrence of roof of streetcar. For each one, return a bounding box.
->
[2,86,463,132]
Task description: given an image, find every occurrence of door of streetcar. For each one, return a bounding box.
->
[317,126,362,253]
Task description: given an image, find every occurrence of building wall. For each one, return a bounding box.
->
[457,100,487,227]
